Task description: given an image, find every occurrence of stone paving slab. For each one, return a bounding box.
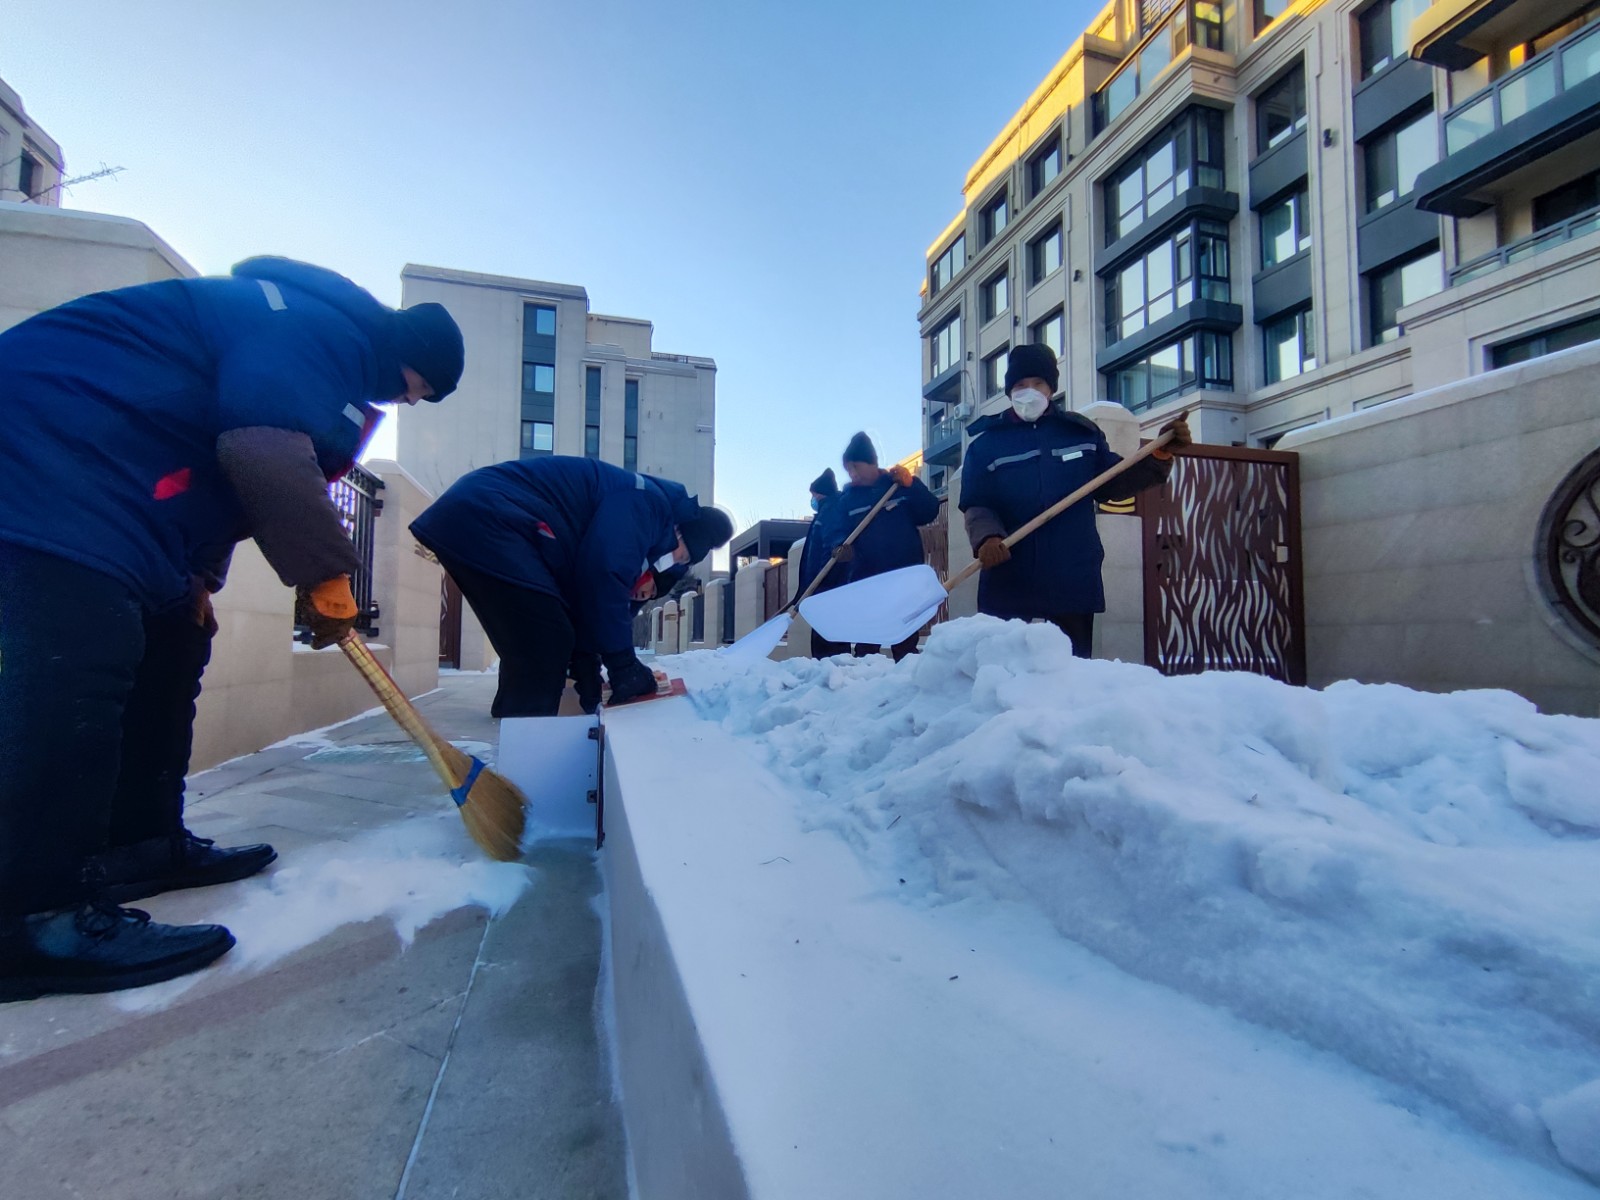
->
[0,675,626,1200]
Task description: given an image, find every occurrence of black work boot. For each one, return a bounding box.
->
[0,901,235,1002]
[98,832,278,904]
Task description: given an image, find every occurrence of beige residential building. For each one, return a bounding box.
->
[0,76,64,207]
[918,0,1600,491]
[395,264,717,508]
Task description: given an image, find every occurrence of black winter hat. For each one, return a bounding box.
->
[678,505,734,566]
[1004,343,1060,396]
[391,302,465,401]
[843,431,878,466]
[809,468,839,498]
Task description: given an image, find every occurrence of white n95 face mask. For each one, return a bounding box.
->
[1010,387,1050,422]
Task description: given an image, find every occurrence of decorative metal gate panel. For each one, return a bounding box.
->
[763,562,788,622]
[1138,444,1305,684]
[921,499,951,626]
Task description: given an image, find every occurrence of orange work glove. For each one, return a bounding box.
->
[189,575,219,636]
[1153,413,1192,458]
[977,537,1012,569]
[888,464,915,488]
[299,575,359,648]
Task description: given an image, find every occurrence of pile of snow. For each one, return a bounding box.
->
[673,617,1600,1182]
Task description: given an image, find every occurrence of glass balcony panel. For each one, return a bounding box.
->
[1444,94,1494,153]
[1498,57,1557,124]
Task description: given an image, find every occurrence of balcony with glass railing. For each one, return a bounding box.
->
[1418,18,1600,216]
[1450,204,1600,283]
[925,411,967,466]
[1090,0,1226,136]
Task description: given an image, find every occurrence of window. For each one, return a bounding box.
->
[1260,190,1312,267]
[1490,312,1600,367]
[983,347,1011,396]
[931,236,966,296]
[1257,62,1307,154]
[1029,224,1064,285]
[1092,2,1222,134]
[981,272,1009,323]
[1104,107,1227,243]
[624,379,640,472]
[529,305,557,337]
[1031,308,1066,357]
[584,365,602,460]
[1105,220,1230,343]
[1364,110,1439,212]
[1263,307,1317,383]
[1107,331,1233,411]
[522,362,555,394]
[981,191,1009,244]
[1533,170,1600,231]
[521,420,553,454]
[1255,0,1292,32]
[1193,0,1224,48]
[1029,138,1063,199]
[1368,248,1442,344]
[17,153,38,200]
[929,313,963,375]
[1360,0,1433,79]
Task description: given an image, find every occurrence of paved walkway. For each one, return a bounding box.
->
[0,675,627,1200]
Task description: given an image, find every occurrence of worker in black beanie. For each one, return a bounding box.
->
[960,343,1190,658]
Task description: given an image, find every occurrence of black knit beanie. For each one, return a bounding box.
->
[809,468,839,498]
[678,505,734,566]
[1004,343,1060,395]
[391,302,465,401]
[843,431,877,466]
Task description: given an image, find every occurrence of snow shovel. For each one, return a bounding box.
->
[799,424,1182,647]
[721,482,902,662]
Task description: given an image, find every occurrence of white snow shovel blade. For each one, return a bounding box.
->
[798,565,947,647]
[721,611,792,662]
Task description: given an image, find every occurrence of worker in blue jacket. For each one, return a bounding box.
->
[796,468,851,658]
[410,456,732,718]
[0,257,464,1002]
[829,432,941,661]
[959,343,1190,658]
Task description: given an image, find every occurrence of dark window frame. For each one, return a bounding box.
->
[981,190,1010,244]
[1533,169,1600,231]
[1028,223,1065,286]
[930,235,967,296]
[1029,136,1064,199]
[929,311,963,376]
[1260,188,1312,267]
[1255,0,1292,35]
[1104,219,1231,344]
[1031,307,1066,357]
[1256,60,1308,155]
[1359,0,1433,79]
[1366,246,1443,345]
[983,345,1012,396]
[1103,106,1228,244]
[1490,311,1600,367]
[1105,330,1234,412]
[1362,107,1440,213]
[981,270,1010,323]
[521,419,554,454]
[1262,306,1318,384]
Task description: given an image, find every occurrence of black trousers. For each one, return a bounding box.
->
[809,628,919,662]
[0,542,212,917]
[441,559,574,719]
[1050,613,1095,659]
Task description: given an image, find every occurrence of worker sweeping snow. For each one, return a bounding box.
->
[0,257,464,1000]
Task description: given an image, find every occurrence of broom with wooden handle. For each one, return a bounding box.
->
[339,632,526,862]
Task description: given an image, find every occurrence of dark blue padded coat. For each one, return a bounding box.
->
[0,257,397,609]
[409,456,699,656]
[796,494,844,596]
[959,407,1168,619]
[830,472,940,584]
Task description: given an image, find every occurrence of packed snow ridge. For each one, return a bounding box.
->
[672,617,1600,1182]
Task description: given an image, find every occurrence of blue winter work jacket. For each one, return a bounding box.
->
[0,257,398,609]
[409,456,700,656]
[829,472,940,584]
[959,408,1169,619]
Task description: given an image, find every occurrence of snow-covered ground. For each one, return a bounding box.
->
[658,616,1600,1192]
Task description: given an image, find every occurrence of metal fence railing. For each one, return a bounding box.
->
[294,462,384,641]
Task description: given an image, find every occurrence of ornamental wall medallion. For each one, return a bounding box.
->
[1537,447,1600,652]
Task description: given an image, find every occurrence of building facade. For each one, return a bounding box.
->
[918,0,1600,490]
[0,76,64,206]
[396,264,716,507]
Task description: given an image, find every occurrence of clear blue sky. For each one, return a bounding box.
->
[6,0,1099,535]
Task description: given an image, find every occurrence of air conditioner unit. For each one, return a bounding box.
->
[953,401,973,421]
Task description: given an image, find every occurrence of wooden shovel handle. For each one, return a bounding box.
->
[943,424,1180,595]
[791,482,901,609]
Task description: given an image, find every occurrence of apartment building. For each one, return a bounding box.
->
[0,75,64,206]
[395,264,717,508]
[918,0,1600,490]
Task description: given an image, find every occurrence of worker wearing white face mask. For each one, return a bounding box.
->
[958,344,1191,658]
